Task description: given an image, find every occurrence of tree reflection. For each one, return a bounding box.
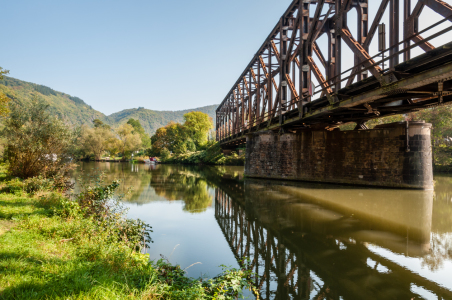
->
[421,176,452,271]
[72,162,153,203]
[72,163,214,213]
[150,169,213,213]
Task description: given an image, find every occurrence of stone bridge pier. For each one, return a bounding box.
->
[245,122,433,189]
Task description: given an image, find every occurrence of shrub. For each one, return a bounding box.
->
[23,176,53,194]
[0,178,24,195]
[2,96,78,181]
[75,172,152,251]
[160,148,171,160]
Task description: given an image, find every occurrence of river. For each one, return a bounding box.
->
[73,162,452,300]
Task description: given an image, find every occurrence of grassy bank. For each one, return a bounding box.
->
[0,166,253,299]
[161,143,245,166]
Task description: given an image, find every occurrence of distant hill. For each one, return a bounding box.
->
[107,105,217,134]
[0,76,107,126]
[0,76,218,135]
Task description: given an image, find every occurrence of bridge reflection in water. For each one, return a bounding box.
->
[214,176,449,300]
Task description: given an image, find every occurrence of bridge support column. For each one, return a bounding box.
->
[245,121,433,189]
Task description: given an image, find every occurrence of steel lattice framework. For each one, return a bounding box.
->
[216,0,452,147]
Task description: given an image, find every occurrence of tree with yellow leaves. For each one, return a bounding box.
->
[0,67,10,116]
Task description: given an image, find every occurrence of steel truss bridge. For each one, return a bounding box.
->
[214,179,451,299]
[216,0,452,147]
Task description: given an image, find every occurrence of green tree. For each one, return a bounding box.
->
[0,67,10,116]
[92,118,111,130]
[183,111,213,147]
[79,125,115,160]
[106,137,121,158]
[2,96,78,178]
[127,118,151,148]
[116,123,142,158]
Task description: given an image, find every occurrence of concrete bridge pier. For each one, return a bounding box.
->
[245,121,433,189]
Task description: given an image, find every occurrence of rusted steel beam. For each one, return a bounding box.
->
[279,16,287,120]
[389,0,400,68]
[403,0,411,61]
[267,47,273,119]
[285,74,299,99]
[307,62,452,118]
[364,0,389,49]
[270,41,280,63]
[411,34,435,52]
[286,9,301,60]
[313,43,327,69]
[259,56,278,90]
[341,28,384,82]
[306,0,325,44]
[419,0,452,20]
[307,56,334,103]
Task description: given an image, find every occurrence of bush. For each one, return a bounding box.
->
[161,142,245,166]
[0,178,24,195]
[160,148,171,160]
[75,172,153,251]
[2,96,78,181]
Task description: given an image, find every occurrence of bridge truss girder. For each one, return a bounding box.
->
[216,0,452,147]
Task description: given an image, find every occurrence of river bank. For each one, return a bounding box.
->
[161,143,245,166]
[0,165,252,299]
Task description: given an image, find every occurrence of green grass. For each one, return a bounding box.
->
[0,165,254,299]
[0,192,164,299]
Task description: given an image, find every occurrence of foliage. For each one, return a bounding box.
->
[184,111,214,147]
[115,124,142,159]
[2,96,78,182]
[108,105,218,136]
[79,125,114,160]
[33,84,56,96]
[161,142,245,166]
[0,67,10,116]
[155,259,254,299]
[160,148,171,160]
[127,118,152,148]
[74,172,152,251]
[92,118,111,130]
[150,112,213,156]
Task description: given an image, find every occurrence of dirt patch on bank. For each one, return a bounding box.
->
[0,220,15,236]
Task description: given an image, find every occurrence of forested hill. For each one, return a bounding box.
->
[107,105,217,134]
[0,76,107,125]
[0,76,218,135]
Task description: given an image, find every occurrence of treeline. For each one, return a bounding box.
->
[149,111,213,158]
[76,118,151,161]
[149,112,245,165]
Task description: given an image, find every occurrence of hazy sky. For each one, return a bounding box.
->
[3,0,450,115]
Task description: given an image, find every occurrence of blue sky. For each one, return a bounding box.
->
[3,0,294,115]
[3,0,450,115]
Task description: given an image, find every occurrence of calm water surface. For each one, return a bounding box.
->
[74,162,452,300]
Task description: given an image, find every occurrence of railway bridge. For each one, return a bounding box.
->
[215,0,452,189]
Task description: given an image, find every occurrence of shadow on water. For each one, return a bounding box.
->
[74,162,452,299]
